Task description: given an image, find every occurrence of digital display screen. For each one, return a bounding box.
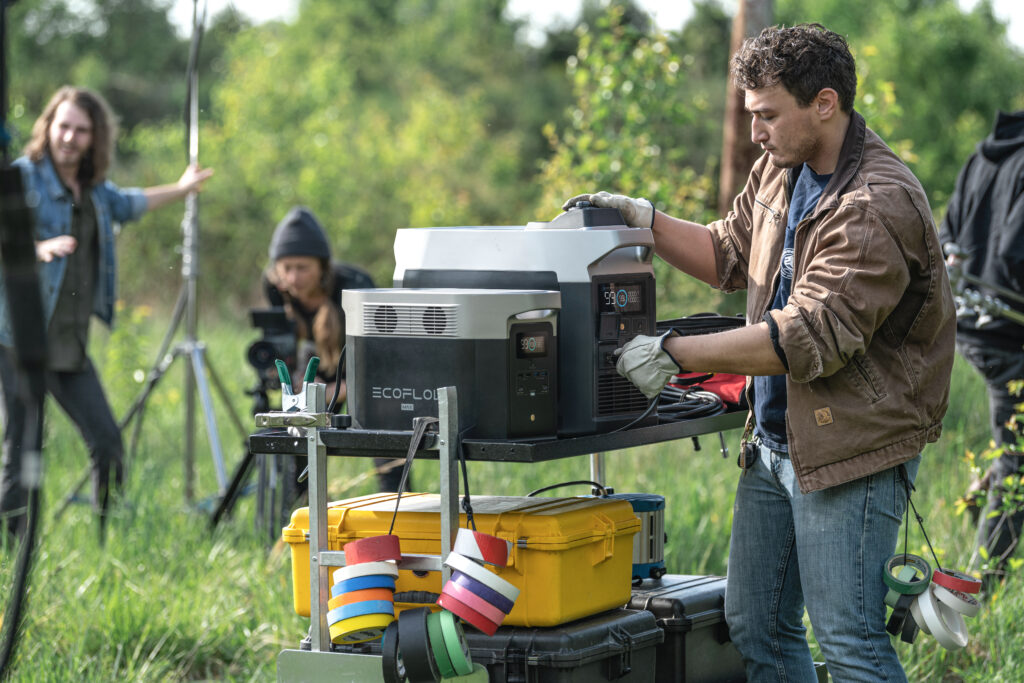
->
[516,331,548,358]
[598,282,644,313]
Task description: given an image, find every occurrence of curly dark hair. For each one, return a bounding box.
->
[730,23,856,113]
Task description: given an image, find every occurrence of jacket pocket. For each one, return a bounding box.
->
[843,355,888,404]
[753,197,782,223]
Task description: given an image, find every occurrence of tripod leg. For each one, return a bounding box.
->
[209,447,257,530]
[188,343,228,492]
[118,286,186,431]
[202,355,249,441]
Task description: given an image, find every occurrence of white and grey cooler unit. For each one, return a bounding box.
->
[343,288,559,440]
[392,204,656,436]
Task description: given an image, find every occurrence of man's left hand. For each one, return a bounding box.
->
[177,163,214,195]
[615,330,682,400]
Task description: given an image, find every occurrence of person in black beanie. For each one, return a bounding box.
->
[262,206,406,505]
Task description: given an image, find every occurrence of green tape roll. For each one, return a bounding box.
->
[882,553,931,595]
[885,565,920,607]
[439,609,474,676]
[427,610,457,678]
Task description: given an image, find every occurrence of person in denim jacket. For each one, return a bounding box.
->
[0,86,212,538]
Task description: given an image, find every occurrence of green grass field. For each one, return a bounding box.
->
[1,312,1021,682]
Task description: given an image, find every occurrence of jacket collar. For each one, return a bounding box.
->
[785,110,866,213]
[38,153,75,202]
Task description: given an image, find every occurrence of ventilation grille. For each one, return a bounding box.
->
[597,374,649,415]
[362,303,458,337]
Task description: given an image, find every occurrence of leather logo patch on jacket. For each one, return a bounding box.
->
[814,407,834,426]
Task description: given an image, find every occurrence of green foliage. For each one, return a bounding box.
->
[777,0,1024,207]
[537,4,743,316]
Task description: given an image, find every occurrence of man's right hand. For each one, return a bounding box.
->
[35,235,78,263]
[561,191,654,229]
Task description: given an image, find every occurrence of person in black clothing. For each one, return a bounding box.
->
[263,206,404,501]
[939,110,1024,590]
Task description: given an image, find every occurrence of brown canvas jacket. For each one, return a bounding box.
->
[707,111,956,493]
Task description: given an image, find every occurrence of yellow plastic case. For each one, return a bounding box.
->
[283,492,641,627]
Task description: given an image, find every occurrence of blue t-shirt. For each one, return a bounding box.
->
[753,164,832,451]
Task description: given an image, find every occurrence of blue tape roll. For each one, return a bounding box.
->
[327,599,396,624]
[331,574,397,598]
[450,569,514,614]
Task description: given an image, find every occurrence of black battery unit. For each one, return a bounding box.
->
[343,288,559,440]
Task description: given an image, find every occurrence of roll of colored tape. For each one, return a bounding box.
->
[931,568,982,595]
[885,565,920,608]
[899,605,920,644]
[885,593,913,637]
[397,607,438,683]
[438,591,501,636]
[453,528,511,567]
[451,569,515,614]
[329,612,393,645]
[909,595,931,636]
[380,621,405,683]
[329,588,395,609]
[882,554,931,595]
[426,609,457,678]
[931,583,982,618]
[332,574,396,597]
[329,599,395,624]
[439,609,474,676]
[444,552,520,603]
[442,580,506,626]
[333,560,399,584]
[915,584,968,650]
[344,534,403,564]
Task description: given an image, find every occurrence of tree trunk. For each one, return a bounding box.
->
[718,0,774,216]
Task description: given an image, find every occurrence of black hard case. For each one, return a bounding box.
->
[462,607,663,682]
[627,574,746,683]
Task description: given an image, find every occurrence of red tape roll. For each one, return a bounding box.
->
[931,568,982,595]
[453,528,511,567]
[438,592,501,636]
[344,535,402,564]
[442,580,507,626]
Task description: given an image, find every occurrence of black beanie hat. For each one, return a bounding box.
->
[269,206,331,261]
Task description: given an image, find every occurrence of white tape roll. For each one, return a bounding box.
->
[443,551,520,603]
[332,560,400,584]
[931,583,982,618]
[915,584,968,650]
[909,595,931,635]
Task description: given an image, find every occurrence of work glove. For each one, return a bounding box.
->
[561,191,655,229]
[615,330,682,400]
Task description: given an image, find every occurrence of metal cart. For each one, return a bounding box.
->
[253,386,745,682]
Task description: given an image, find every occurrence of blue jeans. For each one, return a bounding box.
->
[725,441,920,682]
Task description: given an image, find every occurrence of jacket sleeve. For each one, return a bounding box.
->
[706,156,766,292]
[97,180,147,223]
[767,191,915,382]
[937,154,973,254]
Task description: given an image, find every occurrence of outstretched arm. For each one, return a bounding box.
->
[142,163,214,211]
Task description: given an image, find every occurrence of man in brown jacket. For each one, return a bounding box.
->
[565,24,955,682]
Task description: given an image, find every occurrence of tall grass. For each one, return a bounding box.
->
[0,309,1019,682]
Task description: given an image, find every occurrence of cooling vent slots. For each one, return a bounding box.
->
[597,374,649,415]
[363,303,458,337]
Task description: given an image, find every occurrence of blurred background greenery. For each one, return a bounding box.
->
[6,0,1023,323]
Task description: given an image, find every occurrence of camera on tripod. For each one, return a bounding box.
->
[247,308,296,388]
